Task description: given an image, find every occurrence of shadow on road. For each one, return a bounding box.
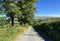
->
[24,34,38,36]
[33,27,53,41]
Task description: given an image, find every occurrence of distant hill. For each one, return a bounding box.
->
[34,16,60,21]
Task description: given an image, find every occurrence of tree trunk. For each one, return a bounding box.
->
[11,16,14,26]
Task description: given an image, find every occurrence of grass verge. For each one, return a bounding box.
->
[0,24,32,41]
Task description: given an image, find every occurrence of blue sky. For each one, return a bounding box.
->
[34,0,60,17]
[0,0,60,17]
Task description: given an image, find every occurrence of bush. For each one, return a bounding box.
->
[0,17,7,26]
[33,20,60,41]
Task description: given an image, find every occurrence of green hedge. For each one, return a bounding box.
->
[33,21,60,41]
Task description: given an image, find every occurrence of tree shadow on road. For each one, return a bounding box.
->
[33,27,53,41]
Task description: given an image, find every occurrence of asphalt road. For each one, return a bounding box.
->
[16,28,52,41]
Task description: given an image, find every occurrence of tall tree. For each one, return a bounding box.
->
[0,0,37,26]
[17,0,37,25]
[0,0,21,26]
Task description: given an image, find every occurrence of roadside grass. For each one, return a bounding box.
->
[0,23,31,41]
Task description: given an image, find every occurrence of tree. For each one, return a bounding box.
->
[17,0,37,25]
[0,0,37,26]
[0,0,21,26]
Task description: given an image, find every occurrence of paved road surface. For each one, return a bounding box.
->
[16,28,52,41]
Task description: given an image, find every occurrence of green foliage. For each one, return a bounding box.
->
[0,9,3,14]
[33,18,60,41]
[0,0,37,26]
[0,0,21,26]
[6,3,21,17]
[0,0,36,41]
[17,0,37,25]
[0,17,7,26]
